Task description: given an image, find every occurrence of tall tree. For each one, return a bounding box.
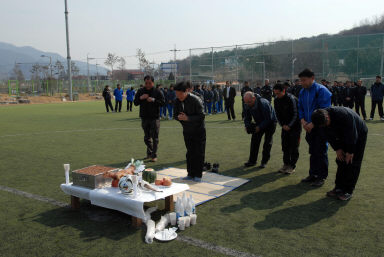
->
[11,63,25,81]
[54,60,66,79]
[136,48,153,76]
[104,53,119,79]
[70,61,80,76]
[30,63,40,81]
[118,57,126,71]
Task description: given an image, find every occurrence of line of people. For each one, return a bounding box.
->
[102,84,136,113]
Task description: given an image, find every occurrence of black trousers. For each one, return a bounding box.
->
[183,130,206,178]
[370,100,383,118]
[104,99,113,112]
[305,127,328,179]
[335,134,367,194]
[281,127,301,168]
[248,123,276,164]
[241,102,246,119]
[127,100,133,111]
[355,99,366,119]
[115,100,122,112]
[225,101,236,120]
[141,119,160,158]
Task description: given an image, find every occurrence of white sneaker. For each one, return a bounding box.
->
[381,117,384,121]
[369,118,373,120]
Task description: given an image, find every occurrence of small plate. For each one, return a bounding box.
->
[154,230,177,241]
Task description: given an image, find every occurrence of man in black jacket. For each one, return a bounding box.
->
[311,107,368,201]
[273,84,302,174]
[354,80,367,120]
[173,81,206,182]
[223,81,236,120]
[243,91,277,168]
[260,79,273,102]
[102,85,114,112]
[241,81,253,120]
[342,81,355,109]
[134,75,165,162]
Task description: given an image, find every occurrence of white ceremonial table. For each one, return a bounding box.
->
[60,182,189,227]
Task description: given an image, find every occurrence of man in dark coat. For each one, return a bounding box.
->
[134,75,165,162]
[312,107,368,201]
[243,91,277,168]
[354,80,367,120]
[102,85,114,112]
[273,83,302,174]
[223,81,237,120]
[369,75,384,120]
[174,81,206,182]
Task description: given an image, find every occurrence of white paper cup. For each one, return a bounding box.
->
[178,218,185,230]
[190,214,197,225]
[184,216,191,227]
[169,212,177,226]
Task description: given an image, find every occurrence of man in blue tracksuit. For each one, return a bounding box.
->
[298,69,332,186]
[126,87,135,112]
[113,84,124,112]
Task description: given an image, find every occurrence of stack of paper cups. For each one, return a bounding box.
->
[64,164,70,184]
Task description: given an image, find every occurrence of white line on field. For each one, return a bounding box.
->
[0,184,260,257]
[0,126,243,138]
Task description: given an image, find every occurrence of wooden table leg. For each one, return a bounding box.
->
[71,195,80,209]
[165,195,174,212]
[132,216,142,228]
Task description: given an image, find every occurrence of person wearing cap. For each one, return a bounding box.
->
[173,81,206,182]
[311,107,368,201]
[298,68,332,187]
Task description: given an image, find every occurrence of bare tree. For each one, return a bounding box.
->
[54,60,66,79]
[118,57,126,71]
[104,53,119,79]
[30,63,40,81]
[11,64,25,81]
[136,48,153,76]
[70,61,80,76]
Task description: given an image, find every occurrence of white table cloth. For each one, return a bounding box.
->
[60,183,189,219]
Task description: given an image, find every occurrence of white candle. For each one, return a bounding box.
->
[64,164,70,184]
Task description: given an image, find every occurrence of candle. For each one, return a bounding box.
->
[64,164,70,184]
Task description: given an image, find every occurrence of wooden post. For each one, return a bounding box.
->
[165,195,174,212]
[131,216,142,228]
[70,196,80,209]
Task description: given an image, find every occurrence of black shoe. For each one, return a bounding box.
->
[203,162,211,171]
[301,175,317,183]
[211,163,219,173]
[244,162,256,167]
[259,163,266,168]
[338,192,353,201]
[326,188,343,198]
[311,178,325,187]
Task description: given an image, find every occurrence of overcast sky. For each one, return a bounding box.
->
[0,0,383,68]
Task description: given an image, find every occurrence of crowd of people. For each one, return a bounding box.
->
[102,70,381,201]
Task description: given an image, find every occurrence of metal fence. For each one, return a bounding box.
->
[182,33,384,87]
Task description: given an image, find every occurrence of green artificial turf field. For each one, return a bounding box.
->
[0,97,383,257]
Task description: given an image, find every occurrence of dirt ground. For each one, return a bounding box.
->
[0,93,103,104]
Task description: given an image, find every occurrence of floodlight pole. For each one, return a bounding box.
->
[292,58,297,82]
[64,0,73,101]
[189,49,192,82]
